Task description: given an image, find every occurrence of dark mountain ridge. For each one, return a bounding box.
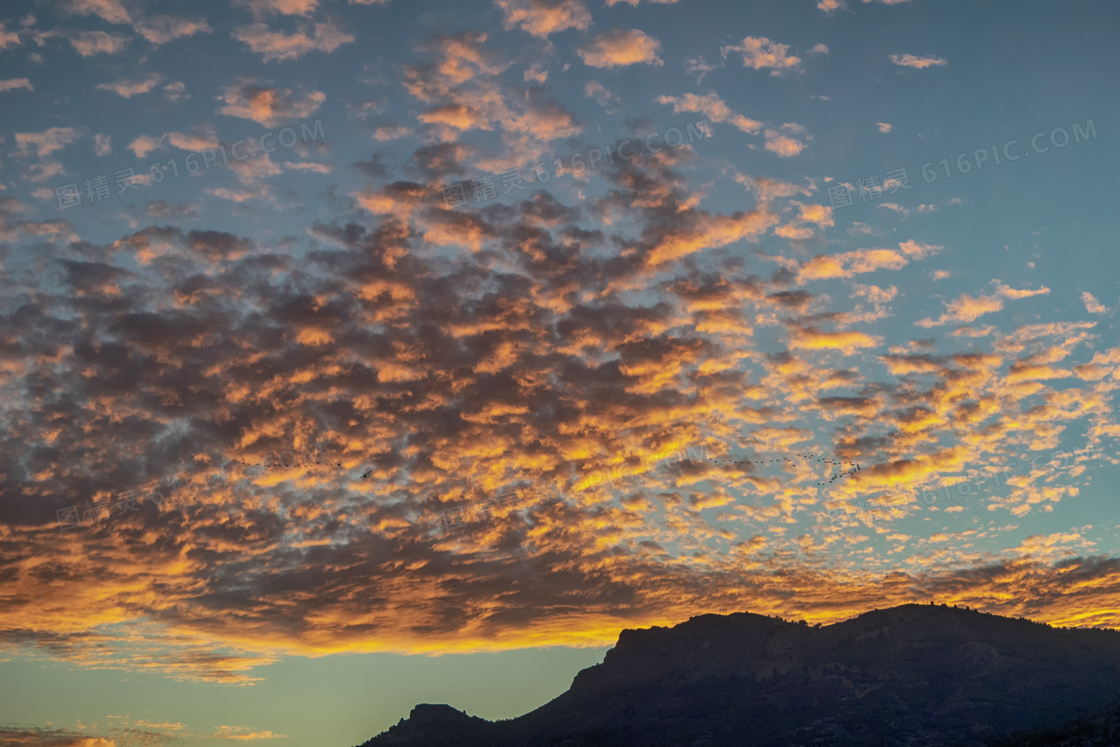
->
[357,604,1120,746]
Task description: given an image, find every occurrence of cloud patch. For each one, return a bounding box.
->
[578,29,663,68]
[218,80,326,127]
[495,0,592,38]
[233,21,354,62]
[890,53,948,69]
[656,92,761,134]
[721,36,802,74]
[0,77,33,92]
[95,72,163,97]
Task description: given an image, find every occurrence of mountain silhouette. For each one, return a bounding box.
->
[356,603,1120,746]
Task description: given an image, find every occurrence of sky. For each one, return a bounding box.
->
[0,0,1118,744]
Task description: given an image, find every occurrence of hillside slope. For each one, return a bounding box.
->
[358,604,1120,746]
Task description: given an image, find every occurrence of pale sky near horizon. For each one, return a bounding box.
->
[1,0,1118,744]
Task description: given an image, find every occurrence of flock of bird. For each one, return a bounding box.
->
[707,453,862,487]
[229,458,347,470]
[228,457,377,482]
[233,451,863,490]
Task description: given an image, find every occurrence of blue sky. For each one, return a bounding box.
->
[1,0,1118,745]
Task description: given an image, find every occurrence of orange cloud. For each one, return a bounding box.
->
[645,208,778,266]
[495,0,591,37]
[578,29,663,68]
[917,282,1050,327]
[218,80,326,126]
[790,327,881,350]
[764,127,809,157]
[1081,292,1108,314]
[890,53,948,69]
[233,22,354,62]
[655,92,762,134]
[721,36,802,74]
